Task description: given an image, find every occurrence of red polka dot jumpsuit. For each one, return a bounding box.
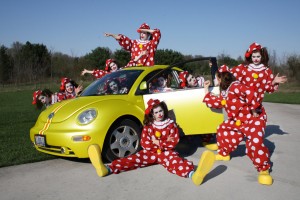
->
[92,69,108,79]
[116,29,161,67]
[203,81,271,171]
[108,118,194,177]
[231,63,278,122]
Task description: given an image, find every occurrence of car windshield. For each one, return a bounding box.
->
[81,69,143,96]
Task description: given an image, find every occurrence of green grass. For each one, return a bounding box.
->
[0,84,299,168]
[264,92,300,104]
[0,90,55,167]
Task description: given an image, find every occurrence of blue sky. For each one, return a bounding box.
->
[1,0,299,60]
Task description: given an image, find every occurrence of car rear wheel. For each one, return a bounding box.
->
[103,119,142,162]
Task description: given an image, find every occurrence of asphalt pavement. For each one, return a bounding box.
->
[0,102,299,200]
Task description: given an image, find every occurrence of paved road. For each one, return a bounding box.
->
[1,102,300,200]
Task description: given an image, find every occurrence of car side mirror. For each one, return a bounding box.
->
[139,81,147,90]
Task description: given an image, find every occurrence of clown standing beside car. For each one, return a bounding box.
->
[203,65,273,185]
[231,42,287,124]
[104,23,161,67]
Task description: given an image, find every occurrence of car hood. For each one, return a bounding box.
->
[38,96,105,123]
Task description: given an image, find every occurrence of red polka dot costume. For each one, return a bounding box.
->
[116,23,161,67]
[203,65,271,172]
[178,71,205,89]
[231,42,278,122]
[92,69,108,79]
[108,100,194,177]
[91,59,115,79]
[59,77,77,100]
[32,89,64,109]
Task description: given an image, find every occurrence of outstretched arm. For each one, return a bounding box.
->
[104,33,121,40]
[81,69,93,76]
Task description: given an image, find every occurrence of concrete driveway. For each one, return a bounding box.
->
[0,102,299,200]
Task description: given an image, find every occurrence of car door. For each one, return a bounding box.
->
[142,58,224,136]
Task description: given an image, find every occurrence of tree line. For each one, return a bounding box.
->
[0,41,299,86]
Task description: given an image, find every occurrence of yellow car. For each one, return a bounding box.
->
[30,58,223,161]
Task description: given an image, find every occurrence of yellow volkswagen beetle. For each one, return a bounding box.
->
[30,58,223,161]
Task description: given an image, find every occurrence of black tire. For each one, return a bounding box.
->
[103,119,142,162]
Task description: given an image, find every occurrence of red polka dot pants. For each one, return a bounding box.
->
[108,149,194,177]
[217,117,271,171]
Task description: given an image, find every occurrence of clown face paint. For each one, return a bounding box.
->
[109,81,118,93]
[65,82,74,93]
[153,106,164,122]
[38,95,50,105]
[140,32,149,41]
[109,62,118,72]
[251,52,262,65]
[187,74,198,87]
[157,77,167,88]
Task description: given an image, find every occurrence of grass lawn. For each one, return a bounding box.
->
[0,90,55,167]
[0,83,299,167]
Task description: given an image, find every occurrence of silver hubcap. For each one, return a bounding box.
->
[110,125,139,158]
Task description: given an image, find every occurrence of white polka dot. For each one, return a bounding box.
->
[253,138,259,143]
[258,150,264,155]
[255,158,261,163]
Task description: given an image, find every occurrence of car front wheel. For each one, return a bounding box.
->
[103,119,142,162]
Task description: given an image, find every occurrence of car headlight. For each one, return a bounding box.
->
[78,109,97,125]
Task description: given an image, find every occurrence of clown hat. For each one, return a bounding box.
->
[245,42,262,58]
[60,77,71,91]
[179,71,189,88]
[218,65,230,73]
[145,99,161,114]
[105,59,115,71]
[32,90,42,105]
[137,23,150,33]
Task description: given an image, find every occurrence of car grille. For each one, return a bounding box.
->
[36,145,76,157]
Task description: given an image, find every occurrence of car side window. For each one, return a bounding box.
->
[148,70,180,94]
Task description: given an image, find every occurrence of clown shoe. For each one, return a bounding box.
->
[258,170,273,185]
[192,150,215,186]
[215,154,230,161]
[202,142,218,151]
[88,144,108,177]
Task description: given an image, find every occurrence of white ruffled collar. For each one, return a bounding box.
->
[137,39,150,44]
[152,118,173,129]
[248,63,266,71]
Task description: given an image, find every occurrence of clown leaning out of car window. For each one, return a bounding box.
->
[59,77,83,99]
[87,98,215,186]
[104,22,161,67]
[32,89,65,110]
[81,59,119,79]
